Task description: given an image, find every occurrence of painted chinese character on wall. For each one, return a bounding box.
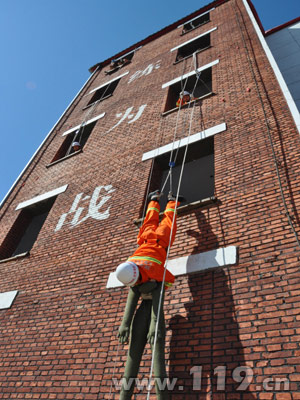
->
[55,185,115,231]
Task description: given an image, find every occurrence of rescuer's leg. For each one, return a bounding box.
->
[119,300,151,400]
[148,282,169,399]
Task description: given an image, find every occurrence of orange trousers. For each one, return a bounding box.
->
[128,200,178,288]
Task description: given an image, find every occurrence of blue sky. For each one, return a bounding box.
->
[0,0,299,204]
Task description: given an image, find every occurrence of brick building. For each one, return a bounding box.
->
[1,0,300,399]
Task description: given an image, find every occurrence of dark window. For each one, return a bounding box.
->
[106,51,134,74]
[176,33,211,62]
[51,121,97,163]
[0,197,56,260]
[164,68,212,112]
[182,13,210,34]
[86,78,120,107]
[149,137,214,210]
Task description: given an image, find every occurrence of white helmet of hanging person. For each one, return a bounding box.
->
[180,90,190,96]
[116,261,140,286]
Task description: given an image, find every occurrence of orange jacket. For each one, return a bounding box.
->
[128,200,178,288]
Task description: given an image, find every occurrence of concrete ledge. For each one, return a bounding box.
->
[0,290,18,310]
[0,251,29,264]
[106,245,237,289]
[89,71,129,94]
[142,122,226,161]
[161,59,219,89]
[16,184,68,210]
[62,112,105,136]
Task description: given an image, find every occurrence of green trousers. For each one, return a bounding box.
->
[119,299,169,400]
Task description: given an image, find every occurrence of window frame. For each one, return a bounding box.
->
[105,50,135,75]
[84,71,129,109]
[161,59,219,114]
[142,123,226,211]
[170,27,217,64]
[177,8,215,35]
[0,185,68,261]
[47,113,105,166]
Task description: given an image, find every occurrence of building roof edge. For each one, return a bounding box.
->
[265,16,300,36]
[88,0,228,73]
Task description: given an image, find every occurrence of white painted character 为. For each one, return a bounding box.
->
[107,104,147,133]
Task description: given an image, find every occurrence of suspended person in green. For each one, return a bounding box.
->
[116,190,184,400]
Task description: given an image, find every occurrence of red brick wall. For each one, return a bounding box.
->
[0,0,300,398]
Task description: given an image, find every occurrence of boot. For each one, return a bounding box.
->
[148,190,162,201]
[168,191,186,203]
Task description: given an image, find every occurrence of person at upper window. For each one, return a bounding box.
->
[72,142,81,152]
[119,57,131,67]
[110,60,118,70]
[176,90,191,108]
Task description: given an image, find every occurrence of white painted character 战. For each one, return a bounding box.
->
[55,185,115,231]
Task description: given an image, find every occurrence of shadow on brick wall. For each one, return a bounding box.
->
[168,269,256,399]
[168,212,255,399]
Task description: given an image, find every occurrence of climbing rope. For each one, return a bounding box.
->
[108,51,202,399]
[139,55,197,226]
[66,80,113,156]
[146,53,201,398]
[160,58,201,195]
[146,99,197,400]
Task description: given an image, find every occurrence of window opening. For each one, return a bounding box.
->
[106,51,135,74]
[182,12,210,34]
[51,120,97,163]
[86,78,120,107]
[175,32,211,63]
[148,137,214,210]
[164,68,212,113]
[0,197,56,260]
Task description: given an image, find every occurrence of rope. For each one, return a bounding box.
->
[66,81,113,156]
[160,56,201,194]
[146,99,197,399]
[140,116,167,224]
[140,54,196,225]
[108,341,120,400]
[146,50,202,398]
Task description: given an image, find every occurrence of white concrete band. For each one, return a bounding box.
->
[62,112,105,136]
[106,246,237,288]
[0,290,18,310]
[16,184,68,210]
[162,59,219,88]
[89,71,129,94]
[142,122,226,161]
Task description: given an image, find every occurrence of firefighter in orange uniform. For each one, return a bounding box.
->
[116,190,185,289]
[116,190,185,400]
[176,90,191,108]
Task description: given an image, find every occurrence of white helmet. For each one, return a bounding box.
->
[180,90,190,96]
[116,262,139,286]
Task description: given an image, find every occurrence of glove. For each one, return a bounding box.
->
[118,325,130,344]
